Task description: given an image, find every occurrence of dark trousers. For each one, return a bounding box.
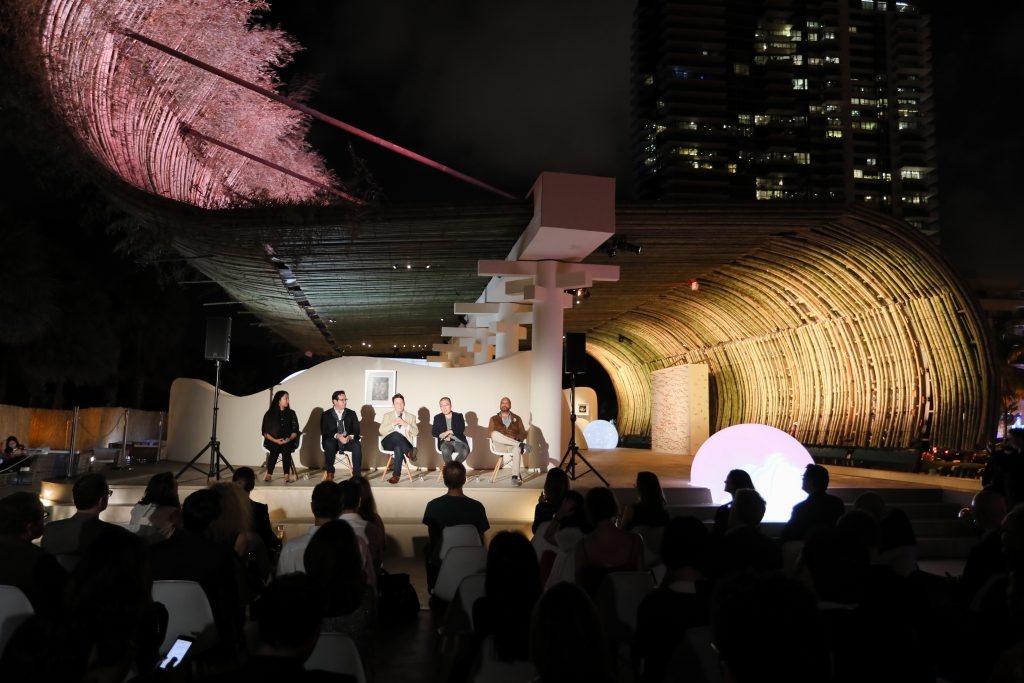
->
[322,438,363,474]
[381,433,414,476]
[265,443,295,474]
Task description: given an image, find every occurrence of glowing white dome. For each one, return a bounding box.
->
[583,420,619,449]
[691,423,814,522]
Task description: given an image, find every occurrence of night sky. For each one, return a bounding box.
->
[0,1,1021,410]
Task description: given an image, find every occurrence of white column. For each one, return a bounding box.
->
[530,260,566,468]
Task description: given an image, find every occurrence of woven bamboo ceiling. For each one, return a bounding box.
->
[118,189,994,451]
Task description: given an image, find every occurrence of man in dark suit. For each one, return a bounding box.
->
[233,467,282,574]
[780,464,847,542]
[41,472,118,569]
[432,396,469,464]
[319,390,362,481]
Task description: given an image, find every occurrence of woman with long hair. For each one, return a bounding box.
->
[620,470,670,530]
[351,475,386,574]
[712,469,756,538]
[126,471,181,542]
[261,390,300,482]
[303,519,377,665]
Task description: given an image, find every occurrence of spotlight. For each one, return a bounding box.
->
[601,235,642,257]
[392,264,398,270]
[690,279,699,291]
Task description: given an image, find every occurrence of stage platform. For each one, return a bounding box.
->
[34,447,981,560]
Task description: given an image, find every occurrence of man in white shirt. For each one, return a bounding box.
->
[276,481,341,575]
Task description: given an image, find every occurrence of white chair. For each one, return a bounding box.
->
[433,545,487,603]
[434,436,474,481]
[320,443,354,477]
[439,524,483,562]
[879,544,918,577]
[0,585,34,656]
[378,435,420,481]
[151,580,217,655]
[531,521,558,560]
[439,572,487,646]
[594,571,656,644]
[260,434,303,479]
[305,632,366,683]
[487,438,540,483]
[632,525,663,567]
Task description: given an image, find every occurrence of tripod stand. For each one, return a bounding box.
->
[559,372,609,485]
[177,359,234,481]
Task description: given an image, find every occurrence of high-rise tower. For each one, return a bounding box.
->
[632,0,938,235]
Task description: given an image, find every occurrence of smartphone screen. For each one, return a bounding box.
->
[159,637,194,669]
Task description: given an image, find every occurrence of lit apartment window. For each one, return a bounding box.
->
[793,78,808,90]
[853,169,864,178]
[728,163,737,174]
[866,157,877,166]
[794,153,810,164]
[826,130,843,138]
[676,147,698,156]
[738,114,752,124]
[755,115,771,125]
[643,74,654,86]
[734,63,750,75]
[793,54,804,65]
[900,168,923,180]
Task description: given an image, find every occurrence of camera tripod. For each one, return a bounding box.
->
[177,359,234,481]
[558,371,608,485]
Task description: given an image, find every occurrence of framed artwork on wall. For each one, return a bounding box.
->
[365,370,397,408]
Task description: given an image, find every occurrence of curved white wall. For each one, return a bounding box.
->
[166,353,537,471]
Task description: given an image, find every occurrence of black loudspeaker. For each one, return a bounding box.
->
[564,332,587,374]
[204,317,232,361]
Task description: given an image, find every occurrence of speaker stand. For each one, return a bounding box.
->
[558,372,609,486]
[177,359,234,481]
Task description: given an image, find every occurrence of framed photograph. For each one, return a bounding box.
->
[365,370,397,407]
[577,402,589,416]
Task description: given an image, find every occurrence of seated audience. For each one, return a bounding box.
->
[533,467,569,533]
[422,460,490,592]
[712,488,782,578]
[530,582,613,683]
[542,490,590,587]
[352,475,386,575]
[233,466,282,584]
[574,487,644,597]
[337,479,375,584]
[0,435,26,469]
[474,531,543,663]
[634,515,712,683]
[41,472,118,569]
[0,491,66,615]
[620,470,670,531]
[278,481,342,575]
[779,463,846,542]
[711,468,755,538]
[303,519,378,668]
[960,487,1009,606]
[126,471,181,543]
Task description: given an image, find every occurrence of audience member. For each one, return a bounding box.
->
[779,464,846,542]
[711,573,832,683]
[233,466,282,586]
[620,471,670,531]
[532,467,569,533]
[574,487,644,597]
[422,460,489,592]
[473,531,542,663]
[853,490,918,575]
[529,582,613,683]
[713,488,782,578]
[277,481,341,575]
[634,516,711,683]
[960,487,1009,605]
[126,471,181,543]
[337,479,376,583]
[40,472,118,569]
[711,469,754,538]
[352,475,386,575]
[542,490,589,587]
[0,435,26,469]
[303,519,378,668]
[212,573,355,682]
[0,491,66,615]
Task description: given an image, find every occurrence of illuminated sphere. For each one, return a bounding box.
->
[583,420,619,449]
[691,423,815,522]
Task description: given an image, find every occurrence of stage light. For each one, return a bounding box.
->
[690,423,814,522]
[690,279,699,291]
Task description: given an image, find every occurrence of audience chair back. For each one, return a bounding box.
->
[594,570,656,644]
[0,585,34,656]
[531,521,558,560]
[305,632,366,683]
[669,625,723,683]
[260,434,302,478]
[439,524,483,562]
[433,545,488,603]
[151,579,217,655]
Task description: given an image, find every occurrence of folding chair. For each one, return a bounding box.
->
[151,580,217,655]
[305,632,366,683]
[0,585,34,656]
[439,524,483,562]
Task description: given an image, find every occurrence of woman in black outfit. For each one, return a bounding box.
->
[712,469,755,538]
[261,390,300,482]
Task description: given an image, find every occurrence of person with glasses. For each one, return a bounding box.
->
[40,472,118,570]
[320,389,362,481]
[432,396,469,465]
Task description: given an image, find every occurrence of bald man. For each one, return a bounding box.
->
[487,397,529,486]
